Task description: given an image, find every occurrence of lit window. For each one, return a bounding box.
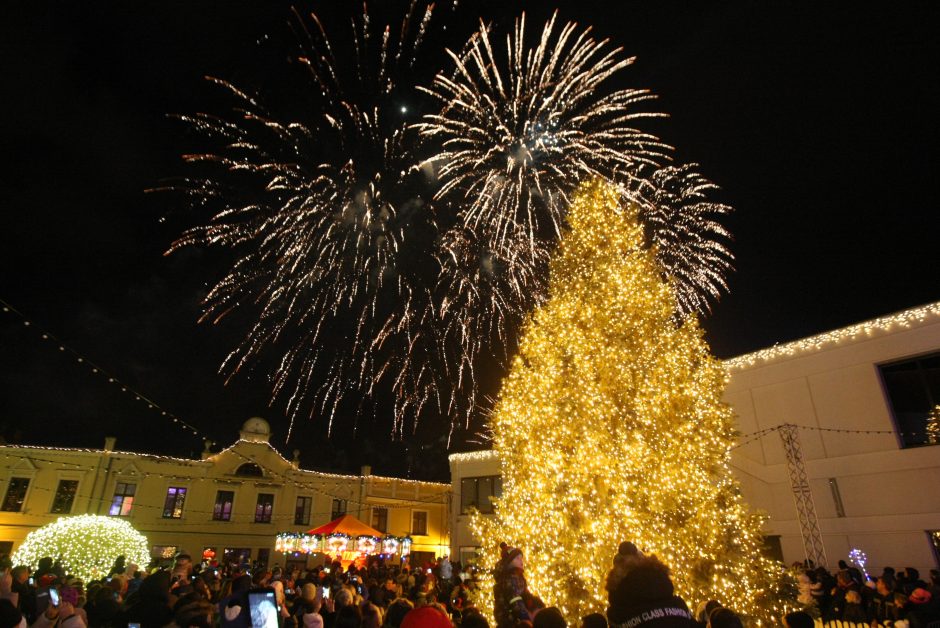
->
[213,490,235,521]
[331,499,347,520]
[371,506,388,533]
[412,510,428,536]
[109,482,136,516]
[50,480,79,514]
[1,478,30,512]
[460,476,502,514]
[879,353,940,447]
[928,530,940,566]
[255,493,274,523]
[295,496,312,526]
[163,487,187,519]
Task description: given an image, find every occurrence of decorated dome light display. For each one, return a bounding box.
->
[11,515,150,583]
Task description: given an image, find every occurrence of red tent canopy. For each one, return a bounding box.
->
[307,514,385,538]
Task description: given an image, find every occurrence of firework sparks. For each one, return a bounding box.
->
[162,6,735,442]
[163,4,450,439]
[418,11,732,317]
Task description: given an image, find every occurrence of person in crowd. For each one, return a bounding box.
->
[114,569,174,628]
[218,574,252,628]
[363,602,385,628]
[533,607,567,628]
[692,600,721,628]
[400,606,452,628]
[705,608,742,628]
[9,567,35,623]
[383,599,414,628]
[335,602,363,628]
[581,613,607,628]
[905,587,940,628]
[841,589,868,623]
[781,611,813,628]
[493,547,542,628]
[460,609,489,628]
[605,551,692,628]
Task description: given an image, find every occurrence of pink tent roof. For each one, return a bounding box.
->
[307,514,385,538]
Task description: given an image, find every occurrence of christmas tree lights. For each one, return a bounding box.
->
[11,514,150,582]
[472,181,788,624]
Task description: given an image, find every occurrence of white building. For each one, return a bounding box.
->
[449,301,940,574]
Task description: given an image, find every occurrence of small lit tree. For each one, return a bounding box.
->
[472,180,786,623]
[12,514,150,582]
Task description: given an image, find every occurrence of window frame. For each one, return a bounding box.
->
[331,498,347,520]
[459,475,502,514]
[411,509,429,536]
[294,496,313,526]
[109,481,137,517]
[50,479,80,515]
[162,486,188,519]
[877,351,940,449]
[213,490,235,522]
[1,477,32,512]
[255,493,275,523]
[371,506,388,533]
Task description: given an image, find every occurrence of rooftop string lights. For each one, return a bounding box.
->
[724,301,940,371]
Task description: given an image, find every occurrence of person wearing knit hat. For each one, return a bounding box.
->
[400,606,453,628]
[493,548,543,628]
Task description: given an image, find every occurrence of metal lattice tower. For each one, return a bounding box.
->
[778,423,828,567]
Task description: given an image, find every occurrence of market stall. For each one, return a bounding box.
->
[275,514,412,567]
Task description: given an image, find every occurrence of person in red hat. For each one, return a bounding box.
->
[400,605,453,628]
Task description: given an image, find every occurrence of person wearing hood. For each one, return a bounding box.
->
[606,554,692,628]
[493,548,543,628]
[114,570,174,628]
[218,574,252,628]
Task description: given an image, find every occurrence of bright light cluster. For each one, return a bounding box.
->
[11,515,150,583]
[725,302,940,371]
[471,181,789,624]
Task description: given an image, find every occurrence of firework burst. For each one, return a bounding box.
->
[418,11,732,317]
[163,5,735,442]
[164,4,451,439]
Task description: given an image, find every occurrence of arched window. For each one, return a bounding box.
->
[234,463,263,478]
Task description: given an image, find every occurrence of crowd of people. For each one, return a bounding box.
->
[0,545,938,628]
[792,560,940,627]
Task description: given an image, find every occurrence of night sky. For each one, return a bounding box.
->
[3,2,939,481]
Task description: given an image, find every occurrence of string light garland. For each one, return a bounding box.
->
[0,298,200,438]
[724,302,940,371]
[11,515,150,583]
[471,181,790,624]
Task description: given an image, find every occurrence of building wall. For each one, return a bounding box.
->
[448,303,940,574]
[0,419,450,567]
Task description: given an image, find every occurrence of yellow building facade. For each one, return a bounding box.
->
[0,418,450,569]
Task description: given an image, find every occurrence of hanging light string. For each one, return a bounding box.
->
[0,297,449,509]
[0,297,200,438]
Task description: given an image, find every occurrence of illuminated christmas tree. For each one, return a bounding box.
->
[472,180,786,623]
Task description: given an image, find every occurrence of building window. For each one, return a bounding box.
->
[371,506,388,533]
[331,499,347,520]
[411,510,428,536]
[255,493,274,523]
[295,496,312,526]
[50,480,79,514]
[235,463,264,477]
[213,490,235,521]
[928,531,940,566]
[879,353,940,447]
[109,482,136,516]
[460,476,502,514]
[1,478,30,512]
[162,487,187,519]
